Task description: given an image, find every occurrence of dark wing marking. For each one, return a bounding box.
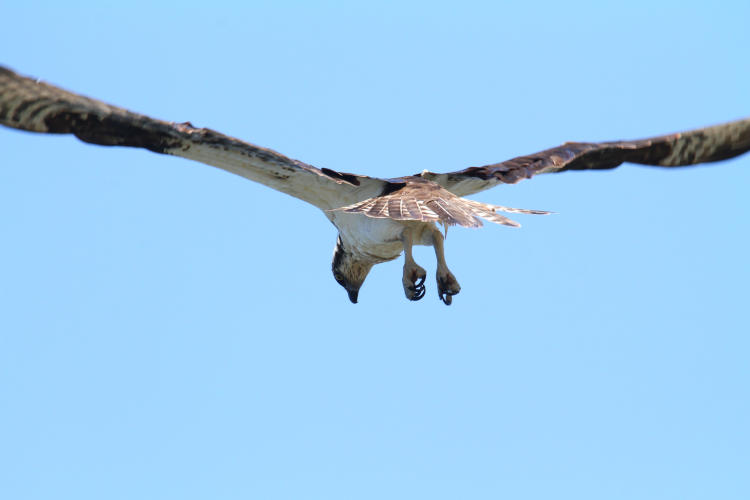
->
[419,118,750,196]
[331,177,550,228]
[0,66,390,209]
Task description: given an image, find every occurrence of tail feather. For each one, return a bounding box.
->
[491,205,553,215]
[329,190,550,228]
[426,198,482,227]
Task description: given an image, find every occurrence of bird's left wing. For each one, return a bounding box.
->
[419,118,750,197]
[0,66,389,209]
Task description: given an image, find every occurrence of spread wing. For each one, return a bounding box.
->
[0,66,390,210]
[419,118,750,197]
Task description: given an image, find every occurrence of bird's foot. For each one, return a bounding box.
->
[403,264,427,301]
[437,270,460,305]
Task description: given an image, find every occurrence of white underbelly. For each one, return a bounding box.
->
[329,212,406,261]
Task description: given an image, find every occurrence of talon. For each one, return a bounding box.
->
[436,272,460,306]
[407,282,425,301]
[403,262,427,302]
[437,288,454,305]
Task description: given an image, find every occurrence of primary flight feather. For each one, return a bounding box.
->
[2,66,748,304]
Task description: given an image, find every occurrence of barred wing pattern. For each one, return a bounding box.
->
[420,118,750,197]
[332,179,550,228]
[0,66,388,210]
[2,65,748,230]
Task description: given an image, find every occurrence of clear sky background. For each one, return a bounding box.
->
[1,2,749,499]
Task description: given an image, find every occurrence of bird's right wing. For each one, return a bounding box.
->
[0,66,389,209]
[419,118,750,197]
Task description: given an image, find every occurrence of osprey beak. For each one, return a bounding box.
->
[347,288,359,304]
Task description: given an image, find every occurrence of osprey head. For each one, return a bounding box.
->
[331,236,373,304]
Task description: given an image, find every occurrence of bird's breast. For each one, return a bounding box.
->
[330,212,405,262]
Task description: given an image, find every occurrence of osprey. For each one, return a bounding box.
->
[2,67,749,305]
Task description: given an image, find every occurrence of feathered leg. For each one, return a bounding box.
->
[400,229,426,301]
[430,227,460,305]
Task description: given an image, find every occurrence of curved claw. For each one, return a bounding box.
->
[407,281,426,301]
[403,265,427,301]
[438,291,455,305]
[437,273,460,306]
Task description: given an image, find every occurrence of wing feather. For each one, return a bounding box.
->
[420,118,750,196]
[0,66,391,209]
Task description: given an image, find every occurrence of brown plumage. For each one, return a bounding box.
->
[1,65,749,304]
[332,178,550,228]
[419,119,750,197]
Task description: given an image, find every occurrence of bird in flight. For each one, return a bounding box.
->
[2,66,749,305]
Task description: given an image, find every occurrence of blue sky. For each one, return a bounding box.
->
[1,2,749,499]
